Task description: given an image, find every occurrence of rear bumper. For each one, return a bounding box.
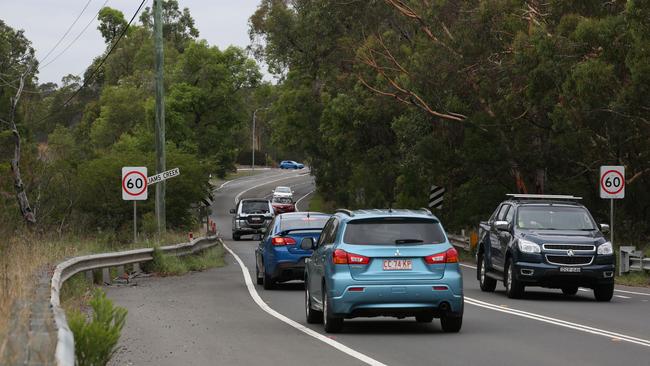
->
[513,261,615,288]
[271,260,306,282]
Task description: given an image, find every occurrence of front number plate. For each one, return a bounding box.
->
[559,267,581,273]
[383,259,412,271]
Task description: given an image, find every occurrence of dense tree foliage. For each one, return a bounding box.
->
[251,0,650,240]
[0,1,262,238]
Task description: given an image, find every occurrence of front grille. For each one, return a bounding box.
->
[546,255,593,266]
[543,244,595,251]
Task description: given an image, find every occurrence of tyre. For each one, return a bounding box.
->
[594,283,614,302]
[255,262,263,285]
[440,314,462,333]
[323,287,343,333]
[478,252,497,292]
[232,232,240,241]
[505,258,524,299]
[561,286,578,296]
[262,264,275,290]
[305,281,323,324]
[415,314,434,323]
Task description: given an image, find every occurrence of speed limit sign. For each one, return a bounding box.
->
[600,165,625,199]
[122,167,148,200]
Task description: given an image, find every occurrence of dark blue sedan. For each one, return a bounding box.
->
[255,212,330,289]
[279,160,304,169]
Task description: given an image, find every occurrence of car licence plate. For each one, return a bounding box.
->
[251,217,262,222]
[559,267,581,273]
[383,259,412,271]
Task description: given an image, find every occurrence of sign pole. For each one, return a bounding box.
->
[133,201,137,243]
[154,0,167,235]
[610,199,614,247]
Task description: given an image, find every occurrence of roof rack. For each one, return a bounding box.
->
[335,209,354,217]
[419,208,433,216]
[506,194,582,200]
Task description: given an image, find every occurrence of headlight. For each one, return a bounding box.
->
[597,241,613,255]
[518,239,541,253]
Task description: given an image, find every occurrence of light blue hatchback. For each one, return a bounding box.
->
[301,209,463,333]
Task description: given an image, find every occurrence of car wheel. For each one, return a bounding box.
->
[305,281,323,324]
[415,314,434,323]
[262,264,275,290]
[323,287,343,333]
[505,258,524,299]
[255,261,263,285]
[232,233,240,241]
[561,286,578,296]
[478,252,497,292]
[594,283,614,302]
[440,314,462,333]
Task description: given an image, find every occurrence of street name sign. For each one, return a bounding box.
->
[148,167,180,185]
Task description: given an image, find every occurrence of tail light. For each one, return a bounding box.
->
[333,249,370,265]
[424,248,459,264]
[272,237,296,246]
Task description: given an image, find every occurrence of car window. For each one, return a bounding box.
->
[504,205,515,223]
[241,201,270,214]
[343,218,445,245]
[318,218,338,246]
[273,196,293,204]
[264,217,278,240]
[517,206,596,230]
[279,216,329,232]
[496,204,510,221]
[275,187,291,193]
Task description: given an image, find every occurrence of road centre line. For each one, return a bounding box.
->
[216,171,287,191]
[464,296,650,347]
[222,241,388,366]
[234,171,310,204]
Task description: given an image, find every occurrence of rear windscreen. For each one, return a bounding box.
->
[241,201,270,214]
[343,218,445,245]
[273,197,293,204]
[280,216,329,232]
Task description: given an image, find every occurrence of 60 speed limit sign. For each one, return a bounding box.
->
[600,165,625,199]
[122,167,148,200]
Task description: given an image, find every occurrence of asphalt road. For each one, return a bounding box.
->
[108,169,650,366]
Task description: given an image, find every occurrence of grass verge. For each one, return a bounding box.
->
[144,244,226,276]
[307,192,336,213]
[616,271,650,287]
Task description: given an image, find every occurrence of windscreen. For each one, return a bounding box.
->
[517,206,595,230]
[280,216,329,232]
[241,201,270,214]
[343,218,445,245]
[273,197,293,204]
[275,187,291,193]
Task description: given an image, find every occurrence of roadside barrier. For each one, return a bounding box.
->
[619,246,650,274]
[48,235,220,366]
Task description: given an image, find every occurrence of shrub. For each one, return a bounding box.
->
[67,289,127,366]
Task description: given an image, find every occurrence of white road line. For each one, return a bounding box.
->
[459,263,477,269]
[614,295,631,299]
[234,172,310,204]
[465,296,650,347]
[295,189,315,212]
[222,242,388,366]
[613,288,650,296]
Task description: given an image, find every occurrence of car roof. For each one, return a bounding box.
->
[240,198,269,203]
[278,211,328,218]
[505,199,585,207]
[334,209,439,222]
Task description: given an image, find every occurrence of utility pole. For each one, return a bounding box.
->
[154,0,166,234]
[252,107,268,171]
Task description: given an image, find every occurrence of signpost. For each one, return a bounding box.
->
[122,167,148,243]
[429,185,445,209]
[600,166,625,254]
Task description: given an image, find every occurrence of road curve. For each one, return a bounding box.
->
[108,169,650,366]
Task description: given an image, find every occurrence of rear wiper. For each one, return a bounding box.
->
[395,239,424,244]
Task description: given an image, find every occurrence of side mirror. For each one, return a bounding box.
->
[260,227,267,234]
[494,220,509,231]
[599,223,610,234]
[229,208,236,214]
[300,237,315,250]
[292,190,295,194]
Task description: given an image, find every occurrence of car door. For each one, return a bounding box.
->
[257,217,277,274]
[490,204,509,271]
[309,217,337,309]
[232,201,240,231]
[498,205,515,266]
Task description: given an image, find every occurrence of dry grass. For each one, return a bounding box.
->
[0,228,201,340]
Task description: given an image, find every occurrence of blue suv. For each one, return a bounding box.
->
[279,160,304,169]
[255,212,330,289]
[302,209,463,333]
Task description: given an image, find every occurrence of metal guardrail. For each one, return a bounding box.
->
[50,235,220,366]
[448,234,471,252]
[619,246,650,274]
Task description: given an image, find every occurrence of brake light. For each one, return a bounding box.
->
[425,248,459,264]
[332,249,370,265]
[272,237,297,246]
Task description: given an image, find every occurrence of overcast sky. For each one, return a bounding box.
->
[0,0,266,84]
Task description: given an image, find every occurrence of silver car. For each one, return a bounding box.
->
[230,199,274,241]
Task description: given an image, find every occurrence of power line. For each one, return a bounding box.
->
[40,0,110,70]
[38,0,94,64]
[35,0,148,124]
